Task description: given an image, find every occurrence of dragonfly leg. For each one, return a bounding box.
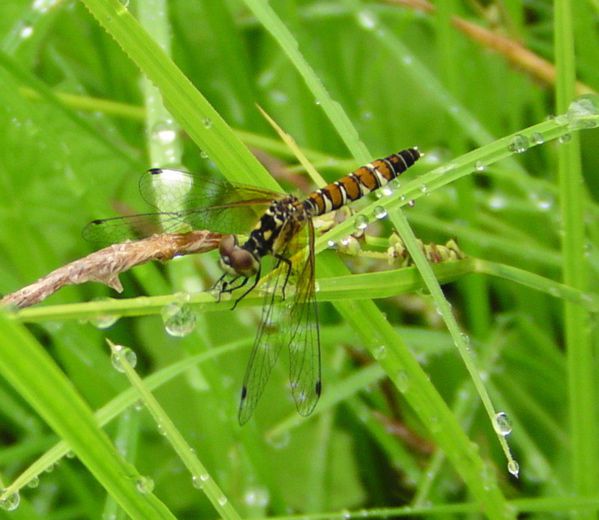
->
[274,254,293,300]
[231,263,262,310]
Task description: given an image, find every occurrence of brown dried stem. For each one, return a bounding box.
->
[387,0,595,96]
[1,231,222,309]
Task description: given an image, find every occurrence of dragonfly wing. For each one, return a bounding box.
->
[238,260,290,425]
[282,221,321,417]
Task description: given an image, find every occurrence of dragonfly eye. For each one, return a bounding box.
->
[219,235,259,277]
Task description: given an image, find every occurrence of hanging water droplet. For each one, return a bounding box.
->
[558,133,572,144]
[202,117,213,129]
[529,191,554,211]
[243,487,270,507]
[0,490,20,511]
[151,120,177,145]
[493,411,512,436]
[507,460,520,477]
[19,24,34,39]
[111,345,137,373]
[356,9,378,30]
[27,476,40,489]
[161,301,197,337]
[474,161,485,172]
[373,206,388,220]
[508,134,529,153]
[135,476,154,494]
[354,214,369,231]
[90,311,119,329]
[192,473,210,489]
[530,132,545,145]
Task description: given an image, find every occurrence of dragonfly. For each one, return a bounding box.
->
[83,148,421,424]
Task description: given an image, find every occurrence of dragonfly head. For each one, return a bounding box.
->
[219,235,260,277]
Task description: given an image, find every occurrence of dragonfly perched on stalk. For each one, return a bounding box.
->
[84,148,421,423]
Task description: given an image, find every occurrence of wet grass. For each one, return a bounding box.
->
[0,1,598,518]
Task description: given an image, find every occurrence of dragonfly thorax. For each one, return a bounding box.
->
[219,196,307,278]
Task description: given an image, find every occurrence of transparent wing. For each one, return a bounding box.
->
[238,259,291,425]
[83,168,278,247]
[237,220,321,424]
[283,220,321,416]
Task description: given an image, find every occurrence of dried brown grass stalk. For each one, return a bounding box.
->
[387,0,594,96]
[1,231,222,309]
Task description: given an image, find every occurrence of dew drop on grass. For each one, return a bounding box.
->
[151,120,177,145]
[135,476,154,494]
[192,473,210,489]
[243,487,270,508]
[493,411,512,436]
[161,301,197,337]
[0,491,20,511]
[111,345,137,373]
[508,134,529,153]
[507,459,520,478]
[373,206,388,220]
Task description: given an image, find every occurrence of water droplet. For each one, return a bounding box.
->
[354,214,369,231]
[407,199,415,208]
[558,133,572,144]
[111,345,137,373]
[341,509,352,519]
[373,206,388,220]
[161,301,197,337]
[266,430,290,449]
[507,459,520,477]
[0,490,20,511]
[493,411,512,436]
[135,476,154,494]
[192,473,210,489]
[474,161,486,172]
[402,55,413,65]
[373,345,386,360]
[529,191,554,211]
[243,487,270,507]
[151,120,177,145]
[327,239,337,249]
[19,24,34,39]
[340,236,351,246]
[202,117,213,129]
[90,312,119,329]
[395,370,409,393]
[314,99,321,106]
[508,134,529,153]
[217,494,228,506]
[566,95,599,129]
[381,185,394,196]
[27,476,40,489]
[361,110,373,121]
[420,184,429,195]
[530,132,545,145]
[488,194,507,210]
[356,9,377,30]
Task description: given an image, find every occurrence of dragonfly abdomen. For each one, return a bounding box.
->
[303,148,420,216]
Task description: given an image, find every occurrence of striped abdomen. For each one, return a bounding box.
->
[303,148,420,216]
